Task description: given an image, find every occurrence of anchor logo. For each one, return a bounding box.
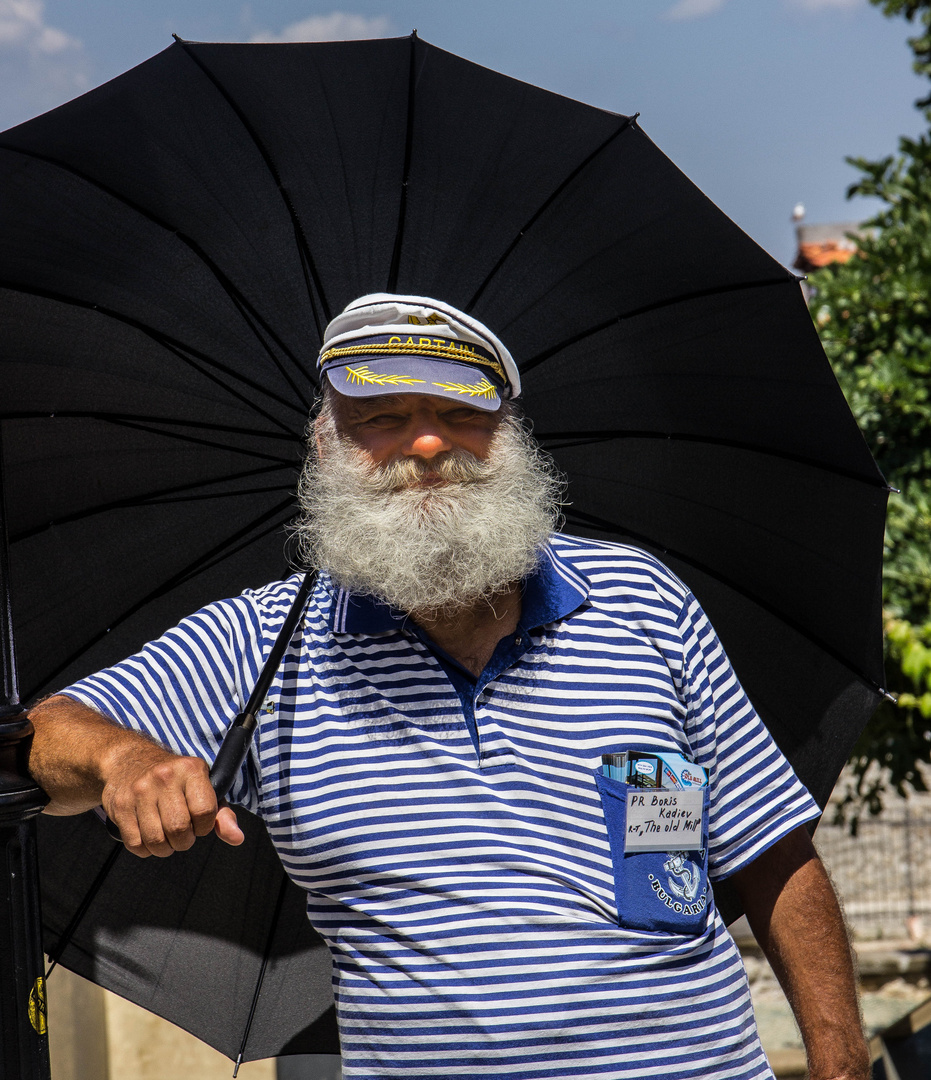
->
[663,851,702,902]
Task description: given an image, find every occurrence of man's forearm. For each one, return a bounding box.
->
[27,694,172,815]
[26,695,243,856]
[731,826,870,1080]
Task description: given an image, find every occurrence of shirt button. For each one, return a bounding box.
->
[515,636,522,646]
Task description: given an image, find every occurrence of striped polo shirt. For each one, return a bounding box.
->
[64,534,819,1079]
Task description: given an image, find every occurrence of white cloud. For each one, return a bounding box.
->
[663,0,862,19]
[251,12,393,43]
[34,24,74,55]
[0,0,80,53]
[664,0,730,21]
[0,0,91,129]
[784,0,863,10]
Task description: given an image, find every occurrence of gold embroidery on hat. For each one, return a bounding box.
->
[407,313,447,325]
[320,340,506,381]
[344,365,426,387]
[432,376,499,400]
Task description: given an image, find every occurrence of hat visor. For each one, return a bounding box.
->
[323,356,503,412]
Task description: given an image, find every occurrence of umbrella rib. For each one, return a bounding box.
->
[167,512,300,595]
[15,487,293,546]
[465,113,639,312]
[156,336,307,433]
[1,411,297,443]
[24,498,295,701]
[563,505,887,698]
[171,509,306,596]
[518,276,800,376]
[138,485,294,506]
[386,31,419,293]
[0,279,303,431]
[233,874,291,1077]
[45,841,123,975]
[90,415,299,462]
[0,144,314,412]
[172,36,330,335]
[11,465,294,545]
[535,429,890,489]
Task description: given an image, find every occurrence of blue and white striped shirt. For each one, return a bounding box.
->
[65,535,819,1079]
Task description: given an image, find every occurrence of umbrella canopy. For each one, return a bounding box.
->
[38,809,337,1064]
[0,33,887,1065]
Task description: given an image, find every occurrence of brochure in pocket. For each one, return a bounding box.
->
[602,750,707,789]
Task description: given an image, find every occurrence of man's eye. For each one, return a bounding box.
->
[364,413,403,426]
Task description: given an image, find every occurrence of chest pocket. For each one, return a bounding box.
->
[595,771,710,935]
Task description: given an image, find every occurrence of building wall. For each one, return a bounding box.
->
[46,967,275,1080]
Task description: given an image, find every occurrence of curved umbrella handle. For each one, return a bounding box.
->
[104,570,317,841]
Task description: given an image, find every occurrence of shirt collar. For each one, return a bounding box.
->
[320,537,589,635]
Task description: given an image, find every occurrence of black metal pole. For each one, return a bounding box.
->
[0,422,51,1080]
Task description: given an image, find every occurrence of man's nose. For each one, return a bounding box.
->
[404,426,452,459]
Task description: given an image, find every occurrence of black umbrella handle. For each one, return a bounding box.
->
[210,569,316,800]
[208,715,257,800]
[105,570,317,841]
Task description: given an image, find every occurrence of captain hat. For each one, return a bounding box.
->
[316,293,520,412]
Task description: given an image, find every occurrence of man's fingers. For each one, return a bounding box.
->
[104,753,221,858]
[215,805,244,846]
[108,805,149,858]
[150,792,201,855]
[184,773,221,839]
[139,759,209,855]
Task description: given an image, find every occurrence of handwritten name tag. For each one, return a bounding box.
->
[625,788,705,853]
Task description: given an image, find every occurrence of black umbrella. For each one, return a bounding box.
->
[38,807,338,1066]
[0,32,887,1067]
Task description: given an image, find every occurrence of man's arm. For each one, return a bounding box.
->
[730,825,870,1080]
[27,694,243,858]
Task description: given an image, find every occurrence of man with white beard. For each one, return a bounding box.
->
[27,295,868,1080]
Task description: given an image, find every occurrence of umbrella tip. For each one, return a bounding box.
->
[232,1056,242,1079]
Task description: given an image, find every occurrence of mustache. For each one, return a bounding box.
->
[375,451,489,491]
[325,441,491,494]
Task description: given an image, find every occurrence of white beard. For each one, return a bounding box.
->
[293,403,564,617]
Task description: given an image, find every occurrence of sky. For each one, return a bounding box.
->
[0,0,926,268]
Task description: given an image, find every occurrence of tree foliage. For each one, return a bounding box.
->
[873,2,931,114]
[808,0,931,816]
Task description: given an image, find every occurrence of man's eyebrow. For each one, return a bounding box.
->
[342,395,408,418]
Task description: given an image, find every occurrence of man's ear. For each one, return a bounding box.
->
[312,386,337,460]
[315,428,331,461]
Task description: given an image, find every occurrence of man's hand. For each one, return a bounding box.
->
[27,694,245,858]
[101,738,244,857]
[731,826,870,1080]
